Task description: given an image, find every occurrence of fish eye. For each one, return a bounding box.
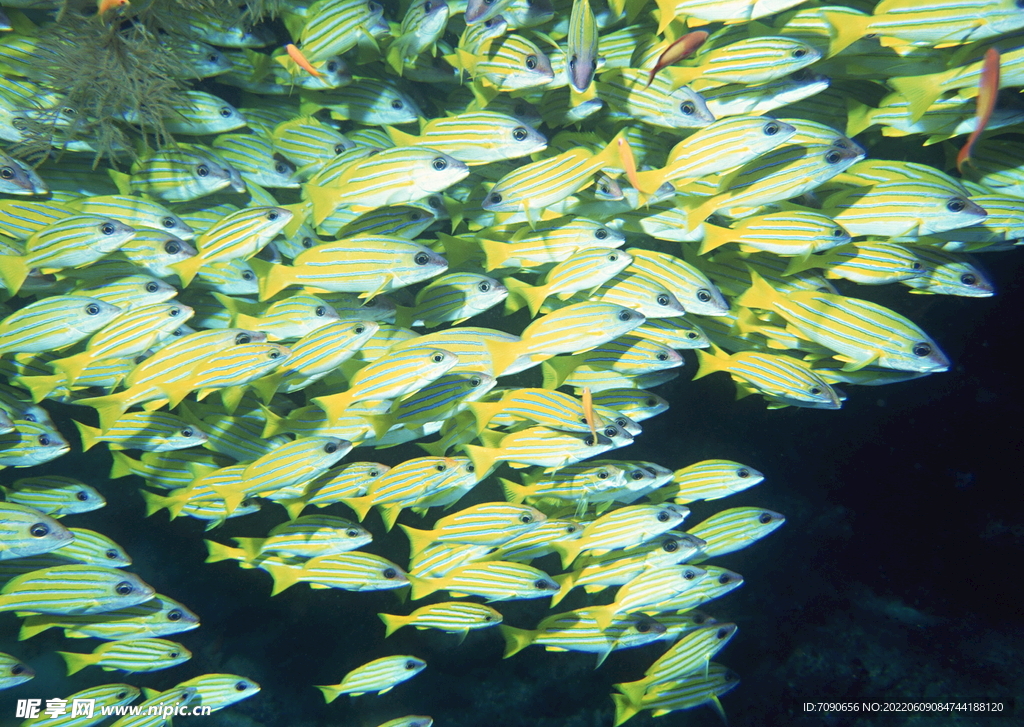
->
[431,352,445,362]
[792,47,808,58]
[29,523,50,537]
[196,164,210,177]
[180,427,194,438]
[657,510,671,522]
[679,101,696,115]
[269,350,281,359]
[346,528,360,537]
[635,620,651,633]
[525,55,538,70]
[519,513,533,523]
[11,117,26,130]
[235,333,252,344]
[565,524,578,534]
[436,463,447,472]
[763,122,780,136]
[832,227,845,237]
[662,539,679,552]
[758,512,773,524]
[75,490,90,501]
[0,167,14,179]
[532,579,550,589]
[382,567,399,579]
[355,324,366,334]
[603,426,617,437]
[825,150,842,164]
[219,107,233,118]
[617,310,632,321]
[235,681,249,691]
[597,469,609,479]
[116,690,128,699]
[275,162,290,173]
[432,157,448,171]
[656,352,669,361]
[301,236,315,248]
[105,549,119,559]
[595,228,609,239]
[326,60,339,73]
[630,469,644,480]
[683,568,698,580]
[686,331,698,339]
[568,56,577,71]
[946,198,967,212]
[38,434,51,446]
[242,270,255,281]
[478,281,491,292]
[11,664,24,674]
[656,294,670,306]
[100,222,116,235]
[145,281,160,292]
[717,627,731,639]
[719,573,733,584]
[911,261,922,271]
[737,468,750,478]
[168,609,183,621]
[165,240,181,254]
[584,435,596,446]
[809,387,822,395]
[334,143,346,154]
[169,307,181,317]
[315,305,327,316]
[913,342,932,357]
[488,193,503,204]
[115,581,135,595]
[86,304,101,315]
[415,252,431,265]
[266,210,280,221]
[369,469,381,477]
[207,53,220,63]
[960,273,977,285]
[615,418,628,427]
[512,127,528,141]
[428,196,443,209]
[697,289,712,302]
[169,651,180,658]
[324,441,339,454]
[391,99,405,110]
[466,463,475,472]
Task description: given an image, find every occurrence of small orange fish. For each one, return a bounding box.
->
[617,137,642,195]
[285,43,323,78]
[97,0,129,14]
[645,31,708,89]
[957,47,1000,172]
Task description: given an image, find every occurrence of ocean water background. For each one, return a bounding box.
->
[1,246,1020,727]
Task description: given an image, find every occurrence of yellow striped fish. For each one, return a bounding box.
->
[379,601,502,637]
[687,507,786,561]
[0,565,154,614]
[553,504,689,568]
[58,638,191,675]
[317,655,425,701]
[387,111,547,165]
[408,560,558,601]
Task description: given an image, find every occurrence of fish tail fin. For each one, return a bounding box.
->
[733,269,780,311]
[499,625,535,658]
[342,494,376,522]
[73,419,102,452]
[250,371,283,405]
[259,404,289,438]
[315,685,343,704]
[552,538,583,569]
[0,254,29,294]
[590,605,615,632]
[378,611,408,637]
[614,679,649,710]
[693,345,730,380]
[362,412,397,441]
[263,559,301,596]
[484,338,524,377]
[499,477,528,504]
[437,232,482,268]
[279,497,308,520]
[399,523,435,559]
[57,650,96,676]
[462,443,501,477]
[140,489,172,518]
[169,255,203,288]
[108,451,135,479]
[478,236,515,272]
[612,692,641,727]
[684,196,718,234]
[465,400,503,432]
[385,125,420,146]
[232,537,266,562]
[655,0,677,34]
[306,182,341,227]
[502,277,547,317]
[204,539,245,563]
[549,571,577,607]
[378,504,403,532]
[889,72,944,124]
[845,97,876,138]
[634,168,667,196]
[312,390,355,421]
[697,222,734,255]
[17,374,63,403]
[783,254,819,276]
[108,169,132,196]
[18,616,51,641]
[821,10,869,57]
[77,393,130,434]
[406,573,440,601]
[540,356,577,390]
[249,258,291,302]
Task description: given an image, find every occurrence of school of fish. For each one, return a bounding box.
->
[0,0,1020,722]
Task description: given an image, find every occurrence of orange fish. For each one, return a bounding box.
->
[617,137,642,196]
[957,47,1000,172]
[285,43,323,78]
[581,387,598,443]
[97,0,129,14]
[645,31,708,89]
